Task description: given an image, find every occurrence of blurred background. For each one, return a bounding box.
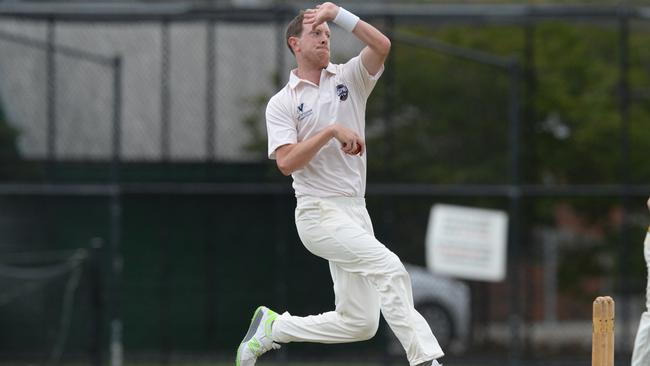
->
[0,0,649,365]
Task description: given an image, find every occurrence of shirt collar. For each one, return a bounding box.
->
[288,63,337,89]
[324,62,337,75]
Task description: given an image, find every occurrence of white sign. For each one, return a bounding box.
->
[426,204,508,282]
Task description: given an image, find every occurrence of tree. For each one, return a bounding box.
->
[366,22,650,187]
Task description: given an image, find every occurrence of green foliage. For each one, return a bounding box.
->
[532,23,621,185]
[529,23,650,225]
[366,22,650,189]
[367,25,522,184]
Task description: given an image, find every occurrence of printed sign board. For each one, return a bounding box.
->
[426,204,508,282]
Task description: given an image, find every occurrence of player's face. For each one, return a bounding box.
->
[298,21,330,68]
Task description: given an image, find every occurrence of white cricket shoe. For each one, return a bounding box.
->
[236,306,280,366]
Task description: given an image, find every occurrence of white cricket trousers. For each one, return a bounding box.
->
[271,196,444,365]
[632,230,650,366]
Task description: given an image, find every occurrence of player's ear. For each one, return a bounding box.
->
[288,36,300,53]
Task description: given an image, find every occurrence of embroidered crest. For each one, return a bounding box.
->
[336,84,349,101]
[297,102,313,121]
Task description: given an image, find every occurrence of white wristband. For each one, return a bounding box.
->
[333,7,359,33]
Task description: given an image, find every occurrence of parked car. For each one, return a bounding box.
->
[387,263,471,355]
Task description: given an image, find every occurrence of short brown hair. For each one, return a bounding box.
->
[285,10,306,55]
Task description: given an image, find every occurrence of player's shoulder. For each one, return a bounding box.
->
[329,56,360,73]
[268,83,291,104]
[267,84,293,113]
[340,55,362,69]
[330,56,367,86]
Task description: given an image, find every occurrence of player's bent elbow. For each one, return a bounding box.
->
[377,36,391,57]
[279,168,292,177]
[275,145,298,176]
[383,37,392,55]
[276,160,293,176]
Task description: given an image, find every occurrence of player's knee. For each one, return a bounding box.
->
[343,311,380,341]
[355,316,380,341]
[384,253,408,278]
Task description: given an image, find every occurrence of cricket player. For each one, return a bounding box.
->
[631,197,650,366]
[235,3,444,366]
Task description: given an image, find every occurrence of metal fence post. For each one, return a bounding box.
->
[46,18,57,180]
[110,55,123,366]
[203,20,218,350]
[161,19,171,162]
[383,15,395,176]
[89,237,105,366]
[205,19,217,164]
[381,16,396,366]
[617,9,631,362]
[507,59,523,366]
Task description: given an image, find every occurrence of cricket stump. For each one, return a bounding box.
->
[592,296,615,366]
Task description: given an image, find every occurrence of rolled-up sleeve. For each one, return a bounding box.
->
[342,55,384,98]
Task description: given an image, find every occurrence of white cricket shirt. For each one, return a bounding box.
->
[266,55,383,198]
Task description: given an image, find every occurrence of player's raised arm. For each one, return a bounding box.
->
[303,2,390,76]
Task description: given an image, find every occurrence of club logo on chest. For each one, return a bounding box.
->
[297,102,314,121]
[336,84,349,101]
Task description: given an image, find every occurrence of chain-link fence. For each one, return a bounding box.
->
[0,3,650,366]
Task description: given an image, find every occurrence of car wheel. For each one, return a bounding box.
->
[417,301,454,350]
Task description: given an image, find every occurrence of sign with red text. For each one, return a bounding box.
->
[426,204,508,282]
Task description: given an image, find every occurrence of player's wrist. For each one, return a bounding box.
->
[328,124,339,140]
[333,7,359,33]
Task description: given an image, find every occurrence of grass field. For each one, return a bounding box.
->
[0,362,487,366]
